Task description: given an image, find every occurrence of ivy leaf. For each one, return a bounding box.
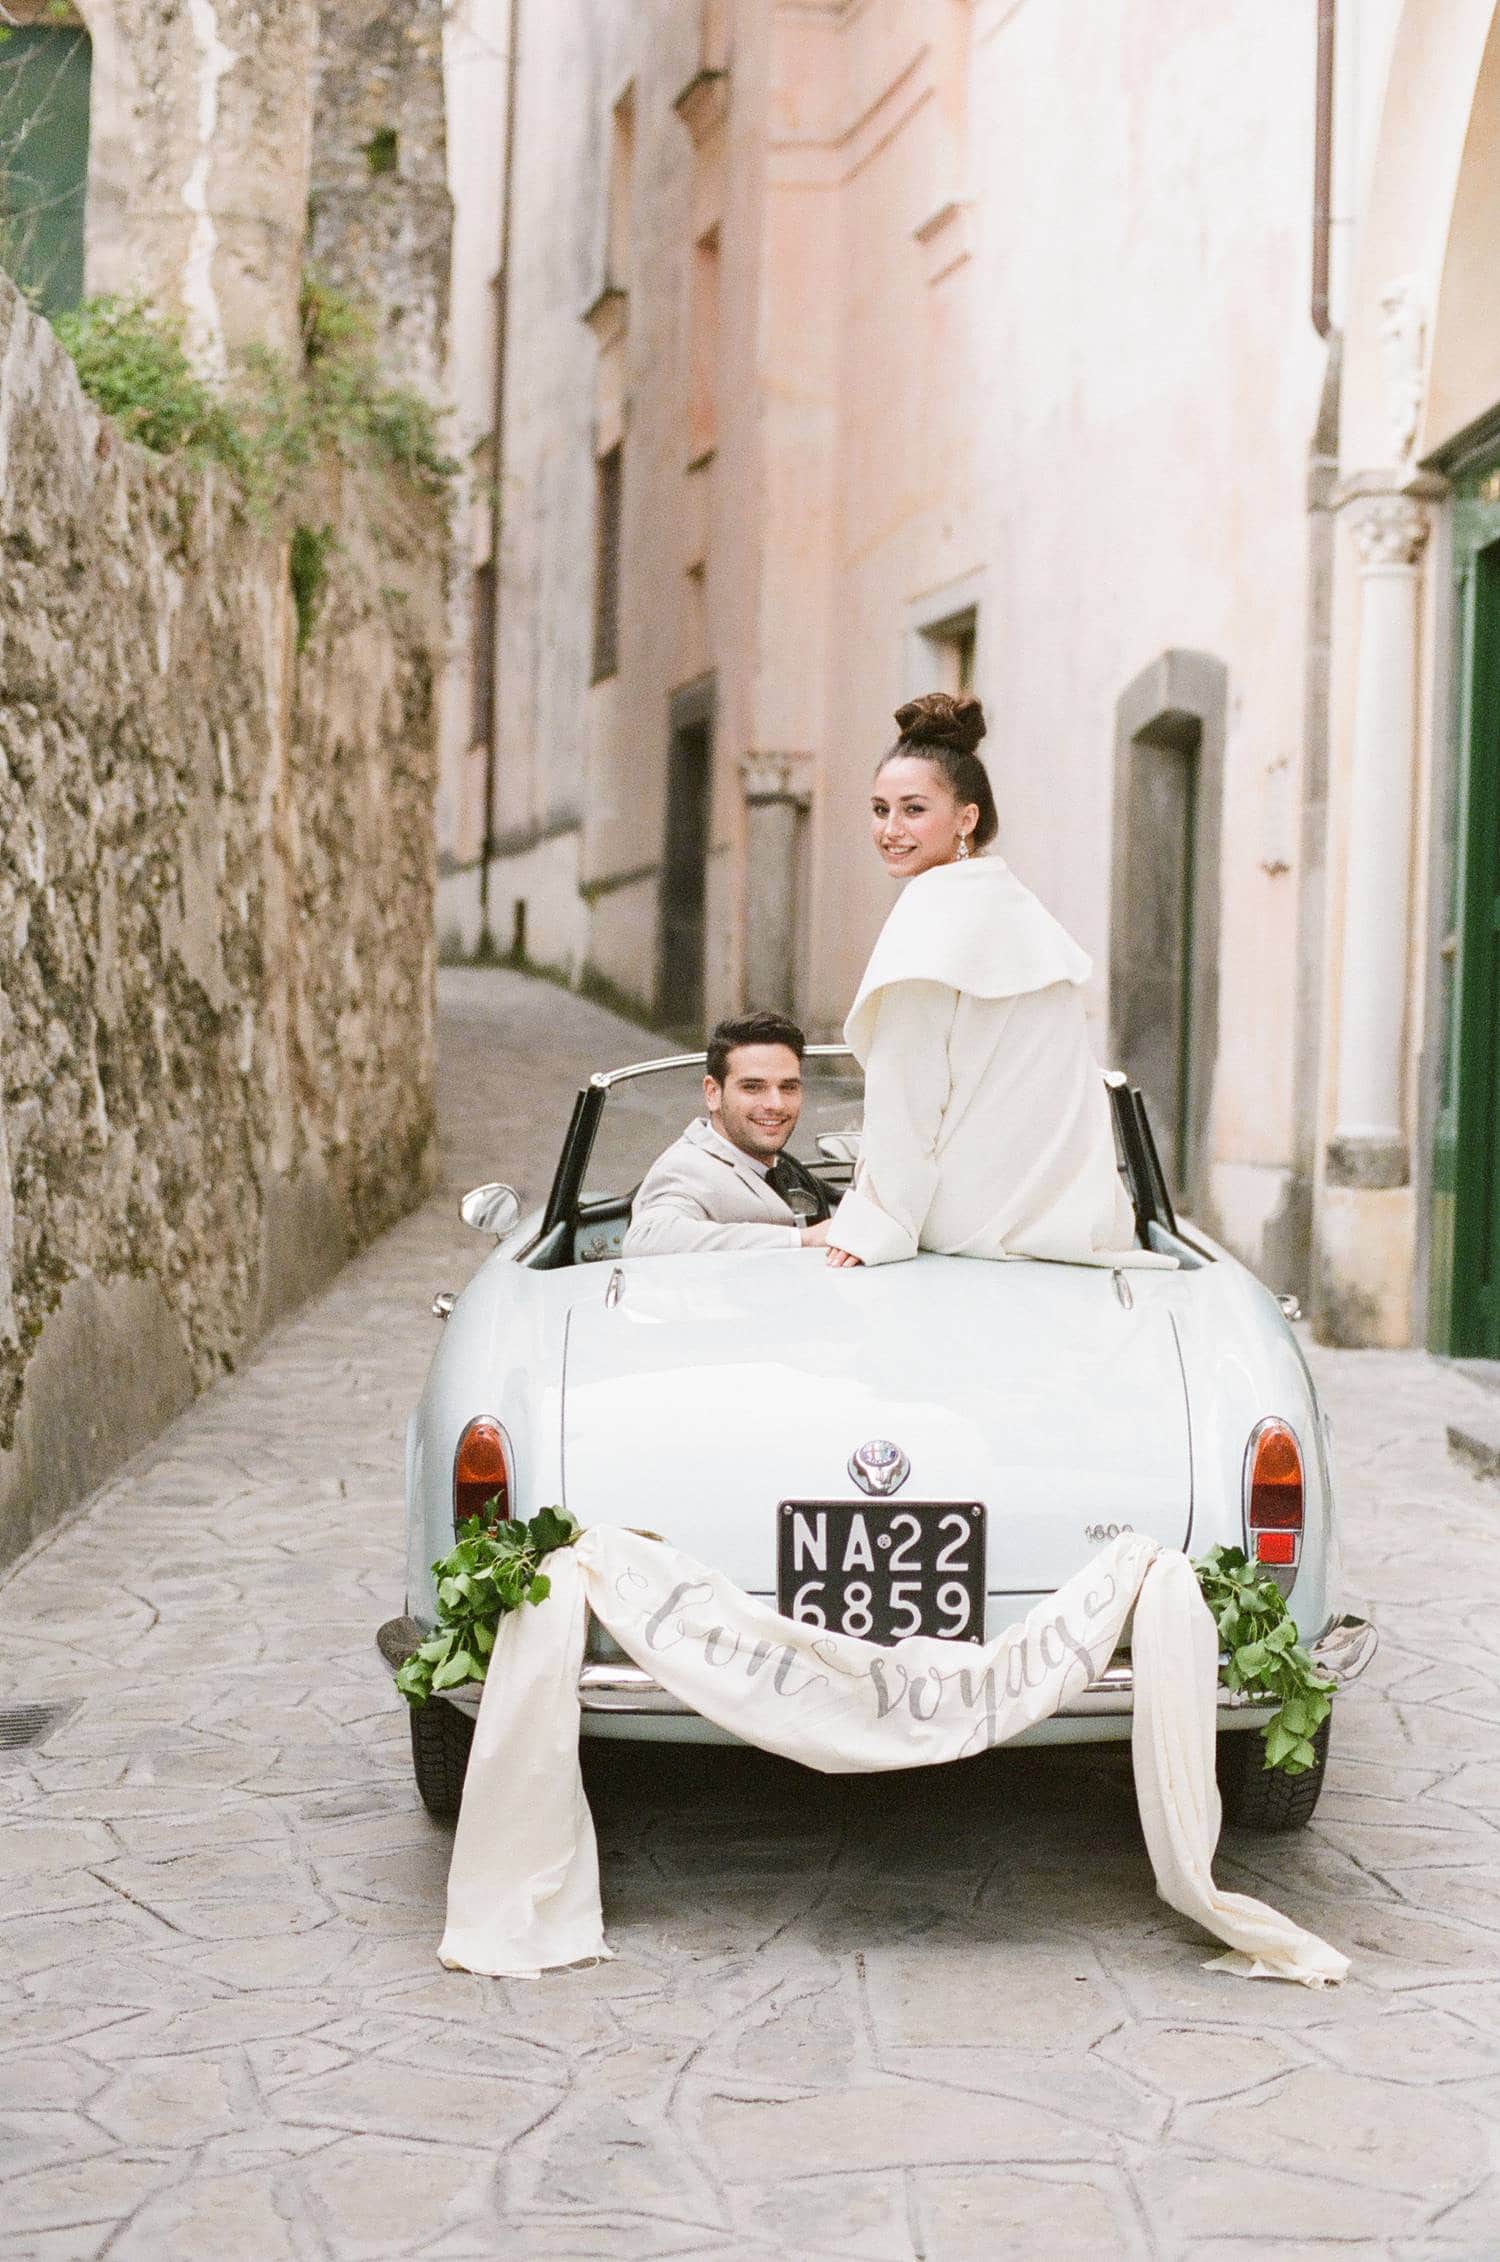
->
[1263,1718,1300,1770]
[530,1508,579,1557]
[398,1504,573,1708]
[395,1655,431,1703]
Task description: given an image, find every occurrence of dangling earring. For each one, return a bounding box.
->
[956,834,971,861]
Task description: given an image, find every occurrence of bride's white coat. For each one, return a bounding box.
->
[832,857,1158,1268]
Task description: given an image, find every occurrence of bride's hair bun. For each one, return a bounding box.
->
[881,691,997,848]
[893,691,987,758]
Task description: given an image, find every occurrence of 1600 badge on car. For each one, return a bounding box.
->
[777,1500,987,1644]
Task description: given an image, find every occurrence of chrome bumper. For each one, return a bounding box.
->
[377,1612,1378,1724]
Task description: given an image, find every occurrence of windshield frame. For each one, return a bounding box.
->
[536,1048,1173,1251]
[541,1044,857,1234]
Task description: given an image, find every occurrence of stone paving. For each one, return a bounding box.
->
[3,968,1500,2260]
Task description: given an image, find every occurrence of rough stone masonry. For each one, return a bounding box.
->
[0,272,445,1567]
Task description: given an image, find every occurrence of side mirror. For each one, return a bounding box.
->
[460,1182,521,1237]
[816,1133,859,1165]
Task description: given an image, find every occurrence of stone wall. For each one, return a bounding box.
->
[308,0,451,397]
[0,274,443,1567]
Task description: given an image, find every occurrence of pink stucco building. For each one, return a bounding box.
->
[441,0,1500,1354]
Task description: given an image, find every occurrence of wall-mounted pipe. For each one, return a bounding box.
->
[478,0,522,956]
[1311,0,1335,337]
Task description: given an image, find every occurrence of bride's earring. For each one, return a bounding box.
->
[956,834,971,861]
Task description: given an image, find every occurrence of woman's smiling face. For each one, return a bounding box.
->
[870,753,978,877]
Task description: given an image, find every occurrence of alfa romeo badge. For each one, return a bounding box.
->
[848,1438,910,1497]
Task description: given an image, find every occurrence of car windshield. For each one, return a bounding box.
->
[583,1049,865,1200]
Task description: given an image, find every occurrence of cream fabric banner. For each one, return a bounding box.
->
[438,1528,1347,1987]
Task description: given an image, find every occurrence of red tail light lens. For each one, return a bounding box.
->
[1244,1418,1303,1569]
[454,1418,512,1530]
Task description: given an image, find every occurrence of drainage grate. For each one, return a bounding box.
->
[0,1702,77,1753]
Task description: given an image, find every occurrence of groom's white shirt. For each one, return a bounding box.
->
[622,1117,803,1257]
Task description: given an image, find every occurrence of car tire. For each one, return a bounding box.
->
[409,1698,474,1821]
[1216,1714,1331,1833]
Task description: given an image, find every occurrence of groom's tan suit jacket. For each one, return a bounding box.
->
[622,1117,803,1257]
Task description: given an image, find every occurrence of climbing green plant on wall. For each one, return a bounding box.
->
[52,277,455,651]
[53,275,456,512]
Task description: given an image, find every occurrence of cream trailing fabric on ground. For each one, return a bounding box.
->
[438,1528,1347,1987]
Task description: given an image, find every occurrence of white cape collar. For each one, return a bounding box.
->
[845,856,1091,1061]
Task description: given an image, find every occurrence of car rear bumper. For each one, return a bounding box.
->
[376,1610,1378,1727]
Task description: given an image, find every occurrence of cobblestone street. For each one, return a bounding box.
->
[2,969,1499,2260]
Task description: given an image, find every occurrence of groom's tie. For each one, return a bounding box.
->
[766,1152,831,1223]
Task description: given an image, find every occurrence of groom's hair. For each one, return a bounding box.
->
[706,1012,806,1087]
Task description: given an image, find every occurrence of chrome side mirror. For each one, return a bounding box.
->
[460,1182,521,1237]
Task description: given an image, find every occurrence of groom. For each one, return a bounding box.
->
[622,1011,833,1256]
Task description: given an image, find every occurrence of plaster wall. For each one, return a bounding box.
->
[435,0,509,878]
[0,277,444,1567]
[78,0,319,367]
[1338,0,1497,468]
[792,2,982,1036]
[955,0,1327,1268]
[482,0,710,1019]
[437,827,588,980]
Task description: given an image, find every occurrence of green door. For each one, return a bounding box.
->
[0,23,91,317]
[1436,477,1500,1353]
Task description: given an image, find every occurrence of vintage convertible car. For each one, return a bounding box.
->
[378,1047,1377,1828]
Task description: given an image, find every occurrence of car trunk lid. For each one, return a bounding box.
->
[561,1252,1191,1603]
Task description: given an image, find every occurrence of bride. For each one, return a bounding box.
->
[823,691,1158,1271]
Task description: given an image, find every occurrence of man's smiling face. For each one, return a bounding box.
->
[705,1043,804,1164]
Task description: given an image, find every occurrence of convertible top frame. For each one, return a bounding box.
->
[539,1048,1179,1251]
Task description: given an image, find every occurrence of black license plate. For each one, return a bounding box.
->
[777,1501,986,1644]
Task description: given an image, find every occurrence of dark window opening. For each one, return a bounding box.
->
[658,688,714,1032]
[920,604,978,697]
[592,443,623,682]
[1116,716,1199,1194]
[470,558,496,749]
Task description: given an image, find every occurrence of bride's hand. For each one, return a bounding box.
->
[826,1245,864,1268]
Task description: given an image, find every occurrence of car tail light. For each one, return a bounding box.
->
[454,1418,513,1530]
[1244,1418,1303,1571]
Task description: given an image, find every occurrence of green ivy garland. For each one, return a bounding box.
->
[395,1509,577,1709]
[1192,1544,1334,1774]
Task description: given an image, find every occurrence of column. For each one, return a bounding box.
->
[741,753,810,1016]
[1326,493,1430,1191]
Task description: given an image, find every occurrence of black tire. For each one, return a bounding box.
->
[1216,1713,1331,1833]
[409,1699,475,1821]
